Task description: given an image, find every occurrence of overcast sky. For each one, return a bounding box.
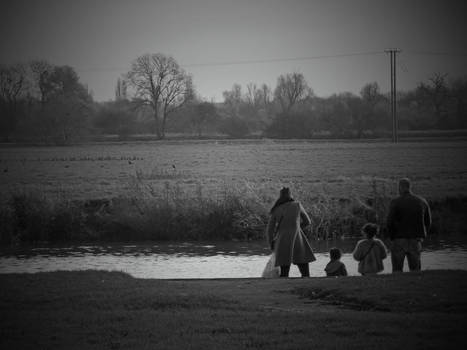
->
[1,0,466,102]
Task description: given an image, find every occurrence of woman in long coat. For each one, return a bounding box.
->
[267,187,316,277]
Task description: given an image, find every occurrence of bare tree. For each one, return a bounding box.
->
[192,101,218,137]
[126,53,193,139]
[0,63,27,141]
[28,63,93,144]
[360,82,381,108]
[245,83,262,109]
[450,77,467,128]
[357,82,383,137]
[0,64,26,103]
[30,60,54,105]
[258,83,272,111]
[274,72,312,114]
[222,83,242,117]
[115,77,127,101]
[418,73,449,127]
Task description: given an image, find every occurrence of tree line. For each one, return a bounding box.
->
[1,53,466,144]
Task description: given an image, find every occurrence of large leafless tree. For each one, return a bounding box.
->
[126,53,193,139]
[274,72,312,114]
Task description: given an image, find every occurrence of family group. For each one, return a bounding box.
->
[265,178,432,277]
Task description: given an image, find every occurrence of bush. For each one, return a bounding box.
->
[218,117,250,138]
[265,112,315,138]
[0,182,464,245]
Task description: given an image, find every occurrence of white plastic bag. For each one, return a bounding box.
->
[261,253,280,278]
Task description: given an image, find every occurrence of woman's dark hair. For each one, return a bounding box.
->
[329,247,342,260]
[270,187,294,214]
[362,223,379,238]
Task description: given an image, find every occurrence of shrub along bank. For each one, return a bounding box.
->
[1,184,466,245]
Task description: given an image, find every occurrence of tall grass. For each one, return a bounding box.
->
[0,179,465,245]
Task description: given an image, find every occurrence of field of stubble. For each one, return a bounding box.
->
[1,139,466,200]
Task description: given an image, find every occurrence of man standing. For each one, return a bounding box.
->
[387,178,432,272]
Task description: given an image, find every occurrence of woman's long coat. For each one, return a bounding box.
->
[267,201,316,267]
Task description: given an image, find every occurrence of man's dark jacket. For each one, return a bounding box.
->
[387,192,432,239]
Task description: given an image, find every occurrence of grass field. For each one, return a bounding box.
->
[1,270,466,349]
[1,140,466,243]
[1,139,466,200]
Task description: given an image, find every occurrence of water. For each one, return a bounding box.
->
[1,238,467,278]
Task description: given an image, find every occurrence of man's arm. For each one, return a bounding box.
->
[386,200,397,240]
[378,240,388,259]
[424,199,432,234]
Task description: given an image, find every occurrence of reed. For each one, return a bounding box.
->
[0,180,465,245]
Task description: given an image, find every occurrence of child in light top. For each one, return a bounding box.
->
[324,247,348,277]
[353,223,388,275]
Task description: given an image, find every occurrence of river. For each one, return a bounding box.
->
[1,237,467,278]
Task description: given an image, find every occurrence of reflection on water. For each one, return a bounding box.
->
[1,238,467,278]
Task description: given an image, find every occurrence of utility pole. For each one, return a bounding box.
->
[385,48,401,143]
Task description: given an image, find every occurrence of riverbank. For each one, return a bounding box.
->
[2,140,467,244]
[1,270,466,349]
[1,186,466,245]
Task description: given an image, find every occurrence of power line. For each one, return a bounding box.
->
[404,50,467,57]
[76,66,128,73]
[75,50,386,73]
[181,51,386,67]
[74,49,467,74]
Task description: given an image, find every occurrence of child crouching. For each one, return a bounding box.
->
[324,247,348,276]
